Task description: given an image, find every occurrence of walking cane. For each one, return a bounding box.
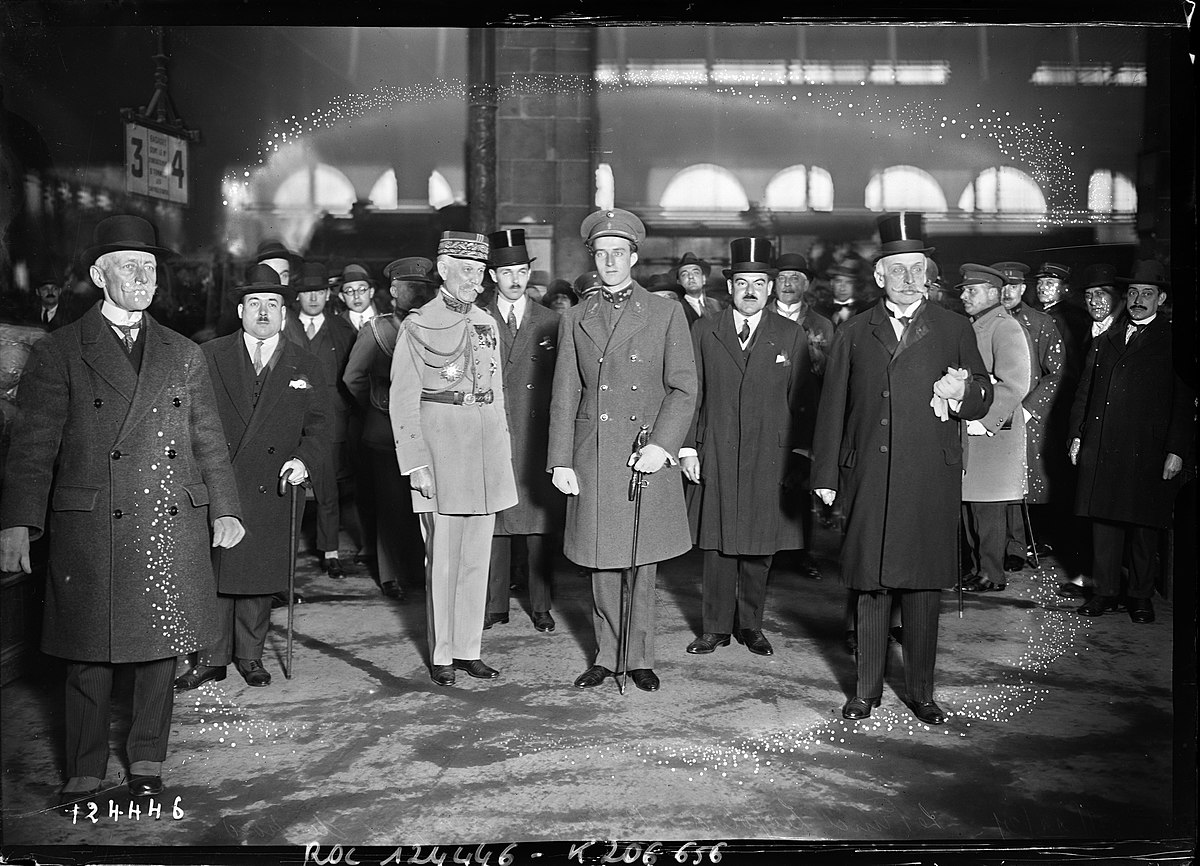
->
[957,517,964,618]
[619,425,651,695]
[1020,498,1040,569]
[278,474,301,679]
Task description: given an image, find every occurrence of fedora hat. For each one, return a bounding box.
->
[339,263,373,286]
[1117,259,1169,289]
[722,237,777,280]
[82,215,175,268]
[675,251,711,277]
[488,229,536,268]
[874,212,934,261]
[774,252,814,279]
[295,262,331,292]
[254,239,302,268]
[229,263,296,304]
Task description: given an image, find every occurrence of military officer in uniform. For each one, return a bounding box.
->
[549,208,698,693]
[390,232,518,686]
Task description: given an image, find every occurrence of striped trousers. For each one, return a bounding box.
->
[852,588,941,704]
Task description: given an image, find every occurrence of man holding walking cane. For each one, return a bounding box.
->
[548,208,697,693]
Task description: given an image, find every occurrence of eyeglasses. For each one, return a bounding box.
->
[341,287,372,297]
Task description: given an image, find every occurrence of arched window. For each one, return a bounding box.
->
[595,163,615,210]
[763,165,834,212]
[660,164,749,211]
[369,169,399,209]
[272,163,356,214]
[957,166,1047,214]
[428,170,456,209]
[865,166,947,212]
[1087,169,1137,214]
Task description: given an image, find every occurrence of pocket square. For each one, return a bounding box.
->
[289,378,310,390]
[776,353,790,365]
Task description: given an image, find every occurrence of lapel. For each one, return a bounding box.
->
[487,301,516,360]
[745,310,780,375]
[869,302,900,358]
[510,301,537,360]
[114,316,173,445]
[602,284,649,355]
[214,333,254,429]
[80,305,138,402]
[713,308,746,374]
[238,339,297,456]
[893,299,932,362]
[578,292,608,352]
[1119,318,1161,357]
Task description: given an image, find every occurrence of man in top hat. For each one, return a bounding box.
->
[992,260,1065,575]
[817,261,868,328]
[1070,260,1193,624]
[481,229,564,633]
[342,257,436,602]
[254,239,301,286]
[813,212,992,726]
[680,238,812,658]
[957,265,1033,594]
[390,232,517,686]
[175,264,330,692]
[768,252,832,378]
[282,261,359,578]
[339,263,380,332]
[1080,263,1124,349]
[675,251,723,327]
[549,208,698,692]
[0,214,245,807]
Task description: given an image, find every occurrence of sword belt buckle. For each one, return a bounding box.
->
[462,392,476,405]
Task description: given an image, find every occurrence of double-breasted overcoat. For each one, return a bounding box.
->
[0,305,241,662]
[684,309,812,555]
[547,283,697,569]
[812,299,993,590]
[203,333,330,594]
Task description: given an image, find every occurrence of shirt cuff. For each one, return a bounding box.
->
[678,447,698,459]
[402,464,428,477]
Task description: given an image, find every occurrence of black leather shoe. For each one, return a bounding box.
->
[1057,582,1089,598]
[842,696,881,719]
[1077,595,1119,617]
[270,592,304,609]
[430,664,456,686]
[453,658,499,679]
[532,610,556,632]
[127,775,163,798]
[628,669,660,692]
[798,555,822,580]
[381,581,406,601]
[962,574,1006,592]
[906,699,947,725]
[238,659,271,687]
[323,557,345,579]
[1004,555,1026,572]
[1127,597,1155,624]
[736,629,774,656]
[174,664,226,691]
[483,612,509,630]
[574,665,612,688]
[686,633,731,654]
[844,630,858,656]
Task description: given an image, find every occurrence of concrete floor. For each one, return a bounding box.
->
[0,517,1190,856]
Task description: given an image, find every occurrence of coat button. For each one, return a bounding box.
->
[111,450,121,460]
[880,445,889,453]
[94,399,103,408]
[630,415,637,421]
[173,397,182,407]
[168,505,179,516]
[268,446,276,454]
[600,413,609,421]
[631,384,638,390]
[259,485,268,494]
[113,509,123,518]
[881,390,890,398]
[598,357,604,364]
[167,449,177,459]
[526,383,534,389]
[880,418,889,426]
[601,384,609,390]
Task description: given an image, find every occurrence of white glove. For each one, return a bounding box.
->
[966,420,990,437]
[814,488,836,506]
[552,466,579,495]
[279,458,308,485]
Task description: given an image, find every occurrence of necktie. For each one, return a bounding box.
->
[738,319,751,346]
[507,307,518,336]
[114,323,136,351]
[42,309,50,325]
[603,287,632,307]
[1126,322,1147,344]
[253,340,265,375]
[305,319,317,339]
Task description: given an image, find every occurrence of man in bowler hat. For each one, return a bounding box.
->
[0,215,245,808]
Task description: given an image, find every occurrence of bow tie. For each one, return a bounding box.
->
[602,287,632,306]
[887,307,914,327]
[441,292,473,314]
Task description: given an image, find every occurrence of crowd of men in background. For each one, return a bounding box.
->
[0,210,1193,809]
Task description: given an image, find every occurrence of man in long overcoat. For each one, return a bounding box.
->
[484,229,563,633]
[1070,261,1193,623]
[390,232,518,687]
[0,215,244,807]
[958,265,1033,593]
[549,208,697,693]
[675,251,724,327]
[813,212,992,726]
[176,264,330,691]
[681,237,812,658]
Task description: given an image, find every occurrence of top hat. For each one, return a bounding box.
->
[438,231,490,263]
[1078,263,1118,290]
[675,251,711,277]
[722,238,777,280]
[254,239,302,268]
[580,208,646,246]
[1033,262,1070,281]
[956,263,1006,291]
[294,262,331,291]
[230,263,296,303]
[990,261,1030,285]
[384,257,435,284]
[82,215,175,268]
[488,229,536,268]
[874,212,935,260]
[340,263,372,286]
[574,270,604,296]
[1118,259,1170,288]
[774,253,815,279]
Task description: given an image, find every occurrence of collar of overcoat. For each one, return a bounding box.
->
[869,297,931,362]
[579,281,650,355]
[211,332,303,459]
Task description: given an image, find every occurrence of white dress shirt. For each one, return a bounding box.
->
[497,295,527,330]
[883,299,921,340]
[299,312,326,337]
[348,306,377,331]
[242,331,281,369]
[100,300,143,341]
[773,300,803,322]
[685,294,707,317]
[1125,313,1156,343]
[733,310,764,348]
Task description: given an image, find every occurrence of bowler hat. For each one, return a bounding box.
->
[957,263,1006,291]
[1079,263,1118,290]
[488,229,536,268]
[1117,259,1170,289]
[229,263,296,303]
[722,237,777,280]
[82,214,175,268]
[437,231,490,263]
[295,262,331,291]
[675,251,711,277]
[774,253,815,279]
[384,257,435,284]
[990,261,1030,285]
[580,208,645,246]
[1033,262,1070,281]
[874,212,934,260]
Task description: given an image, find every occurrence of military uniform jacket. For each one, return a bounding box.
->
[812,299,993,590]
[0,305,241,663]
[389,293,517,516]
[204,333,331,594]
[1070,317,1194,529]
[547,283,698,569]
[961,305,1032,503]
[343,313,401,452]
[1008,303,1064,504]
[684,309,812,555]
[487,299,564,535]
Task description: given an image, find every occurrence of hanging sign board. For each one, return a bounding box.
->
[125,121,189,205]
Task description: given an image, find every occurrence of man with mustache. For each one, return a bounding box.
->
[1069,260,1193,624]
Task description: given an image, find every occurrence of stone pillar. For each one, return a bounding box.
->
[495,28,598,285]
[468,28,497,236]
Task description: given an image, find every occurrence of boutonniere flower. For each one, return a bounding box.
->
[289,377,311,390]
[776,353,790,365]
[539,338,554,350]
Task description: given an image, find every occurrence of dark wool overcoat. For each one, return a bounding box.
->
[204,333,330,594]
[0,305,241,662]
[812,299,993,590]
[547,283,697,569]
[487,299,564,536]
[1070,317,1194,529]
[1008,303,1064,504]
[684,309,813,555]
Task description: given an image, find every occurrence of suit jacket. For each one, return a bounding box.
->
[204,333,330,594]
[0,304,241,662]
[282,313,357,441]
[1007,303,1064,503]
[1070,317,1194,529]
[816,297,870,330]
[767,300,834,377]
[487,299,563,535]
[681,294,724,328]
[548,283,698,569]
[812,299,993,590]
[684,309,811,555]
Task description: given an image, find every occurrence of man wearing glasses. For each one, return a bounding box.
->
[339,264,380,332]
